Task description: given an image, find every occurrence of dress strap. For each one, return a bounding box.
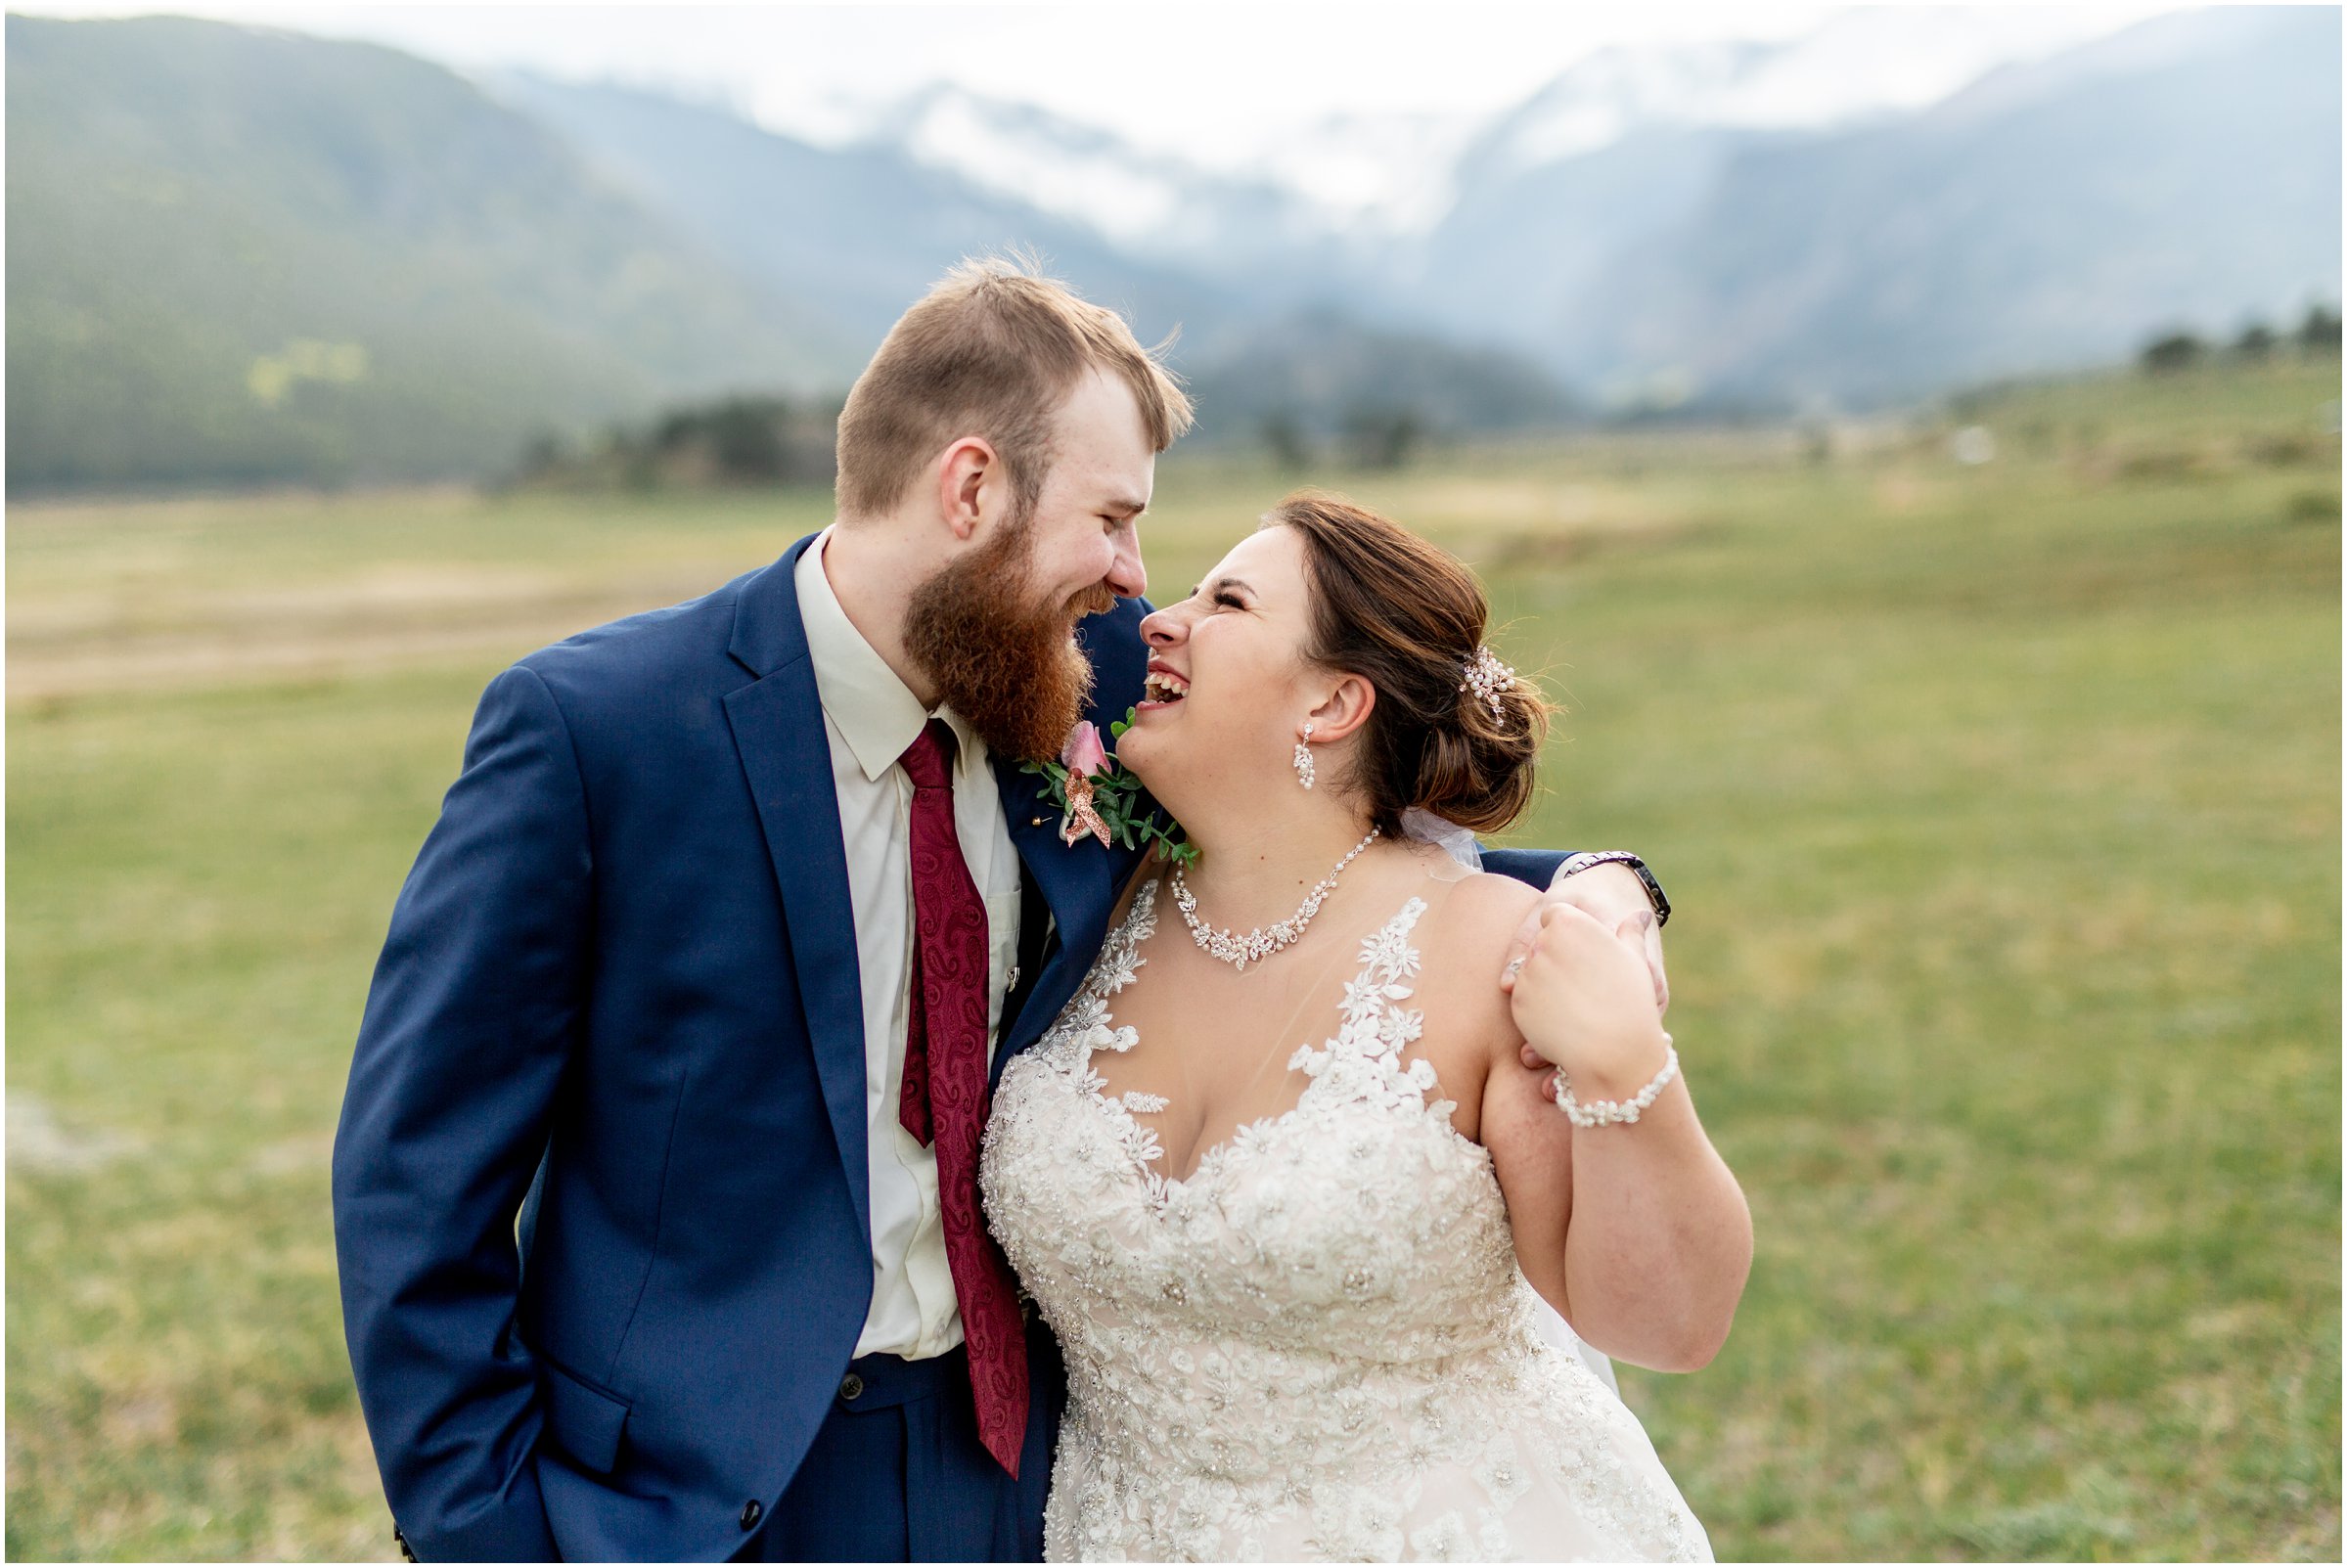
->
[1079,877,1160,1008]
[1338,895,1428,1036]
[1286,896,1443,1111]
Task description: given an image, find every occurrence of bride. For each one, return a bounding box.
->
[981,493,1752,1561]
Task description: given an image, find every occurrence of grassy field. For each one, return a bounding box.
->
[8,359,2339,1560]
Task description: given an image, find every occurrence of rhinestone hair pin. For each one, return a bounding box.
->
[1460,645,1517,720]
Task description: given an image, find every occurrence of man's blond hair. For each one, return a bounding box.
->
[835,255,1194,522]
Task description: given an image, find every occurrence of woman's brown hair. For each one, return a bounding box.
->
[1269,493,1550,836]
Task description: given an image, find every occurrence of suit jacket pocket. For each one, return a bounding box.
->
[541,1356,631,1475]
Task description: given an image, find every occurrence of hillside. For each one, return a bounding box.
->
[5,15,854,489]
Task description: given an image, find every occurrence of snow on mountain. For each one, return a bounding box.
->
[865,84,1197,246]
[1479,39,1780,177]
[1250,110,1485,236]
[788,78,1459,246]
[814,9,2176,257]
[825,82,1360,289]
[1473,6,2151,183]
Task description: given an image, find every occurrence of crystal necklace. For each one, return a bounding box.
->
[1170,828,1381,971]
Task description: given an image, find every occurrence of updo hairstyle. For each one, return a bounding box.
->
[1268,493,1551,836]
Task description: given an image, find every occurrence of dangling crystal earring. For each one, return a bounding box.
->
[1293,724,1316,790]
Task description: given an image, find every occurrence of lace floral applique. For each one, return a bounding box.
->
[1294,899,1468,1133]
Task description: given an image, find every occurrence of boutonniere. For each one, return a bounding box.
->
[1021,709,1198,867]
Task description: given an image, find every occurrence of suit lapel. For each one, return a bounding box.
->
[723,535,871,1237]
[992,761,1121,1087]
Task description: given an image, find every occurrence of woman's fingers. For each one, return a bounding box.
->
[1498,900,1543,992]
[1505,895,1615,991]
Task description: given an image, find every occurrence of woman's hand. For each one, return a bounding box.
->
[1504,903,1671,1095]
[1506,862,1668,1015]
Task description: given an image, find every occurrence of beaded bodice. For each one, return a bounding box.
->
[980,880,1712,1562]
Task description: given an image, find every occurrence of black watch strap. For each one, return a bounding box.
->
[1557,851,1670,926]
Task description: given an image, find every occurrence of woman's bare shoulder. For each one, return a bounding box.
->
[1413,870,1543,1019]
[1426,870,1545,963]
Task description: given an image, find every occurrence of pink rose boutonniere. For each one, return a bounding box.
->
[1021,708,1197,866]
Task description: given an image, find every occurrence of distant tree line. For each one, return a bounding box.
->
[514,394,842,490]
[519,302,2343,491]
[1182,309,1579,474]
[516,387,1483,491]
[1258,406,1434,472]
[2140,303,2340,374]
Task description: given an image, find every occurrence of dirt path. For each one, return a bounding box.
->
[6,571,737,703]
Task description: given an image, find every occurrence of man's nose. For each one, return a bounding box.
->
[1106,534,1146,600]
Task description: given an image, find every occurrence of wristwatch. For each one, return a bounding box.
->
[1555,851,1670,926]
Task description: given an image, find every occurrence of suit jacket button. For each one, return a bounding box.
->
[839,1371,866,1401]
[740,1499,763,1532]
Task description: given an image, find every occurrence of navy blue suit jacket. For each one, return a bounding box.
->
[333,532,1568,1560]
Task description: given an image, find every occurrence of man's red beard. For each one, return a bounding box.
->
[902,517,1116,764]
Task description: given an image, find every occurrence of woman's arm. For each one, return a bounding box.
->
[1478,900,1751,1372]
[1507,1045,1750,1371]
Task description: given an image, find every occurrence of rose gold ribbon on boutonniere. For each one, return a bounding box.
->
[1059,755,1114,848]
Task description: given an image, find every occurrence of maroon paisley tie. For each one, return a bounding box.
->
[895,719,1029,1477]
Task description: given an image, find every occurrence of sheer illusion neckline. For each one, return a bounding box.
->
[1074,876,1483,1198]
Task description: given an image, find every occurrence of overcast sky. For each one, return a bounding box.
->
[20,1,2192,167]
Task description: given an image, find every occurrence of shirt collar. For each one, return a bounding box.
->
[794,527,989,784]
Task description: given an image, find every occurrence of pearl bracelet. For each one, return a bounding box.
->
[1556,1042,1681,1128]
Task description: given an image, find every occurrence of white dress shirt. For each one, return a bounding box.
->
[794,530,1024,1361]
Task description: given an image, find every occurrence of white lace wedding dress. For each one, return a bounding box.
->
[981,878,1713,1561]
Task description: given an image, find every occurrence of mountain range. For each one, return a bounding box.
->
[7,6,2338,489]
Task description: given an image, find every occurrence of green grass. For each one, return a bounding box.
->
[9,360,2340,1559]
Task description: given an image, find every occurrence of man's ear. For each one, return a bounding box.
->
[934,436,998,543]
[1304,672,1376,743]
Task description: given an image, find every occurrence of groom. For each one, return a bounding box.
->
[334,258,1670,1562]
